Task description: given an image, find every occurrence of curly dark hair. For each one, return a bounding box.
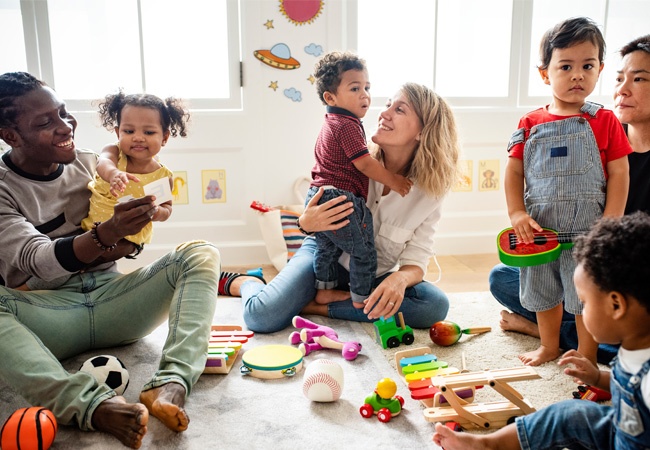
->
[573,212,650,314]
[97,90,190,137]
[313,51,366,105]
[538,17,606,70]
[620,34,650,57]
[0,72,47,129]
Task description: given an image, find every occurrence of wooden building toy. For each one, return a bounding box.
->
[422,366,540,430]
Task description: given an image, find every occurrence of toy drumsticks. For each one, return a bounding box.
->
[429,321,491,347]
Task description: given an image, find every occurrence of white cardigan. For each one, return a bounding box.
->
[340,179,443,277]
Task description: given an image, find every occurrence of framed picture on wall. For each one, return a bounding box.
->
[202,170,227,204]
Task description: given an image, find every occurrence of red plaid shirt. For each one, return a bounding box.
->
[310,106,370,199]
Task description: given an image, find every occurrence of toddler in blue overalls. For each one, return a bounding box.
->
[504,17,631,366]
[434,212,650,449]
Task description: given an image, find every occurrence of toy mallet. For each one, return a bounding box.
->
[429,320,491,347]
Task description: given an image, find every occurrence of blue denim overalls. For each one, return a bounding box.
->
[508,102,606,314]
[515,356,650,449]
[611,356,650,448]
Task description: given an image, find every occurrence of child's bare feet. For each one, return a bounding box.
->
[499,310,540,338]
[519,345,561,366]
[314,289,351,305]
[92,396,148,449]
[433,422,484,449]
[139,382,189,432]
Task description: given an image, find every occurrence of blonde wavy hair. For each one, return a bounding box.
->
[369,82,460,198]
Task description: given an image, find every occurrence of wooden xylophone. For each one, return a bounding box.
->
[204,325,254,374]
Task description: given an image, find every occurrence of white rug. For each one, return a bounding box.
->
[0,292,604,449]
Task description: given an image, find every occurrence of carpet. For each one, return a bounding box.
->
[0,292,605,449]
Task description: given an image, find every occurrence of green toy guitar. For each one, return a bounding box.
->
[497,227,581,267]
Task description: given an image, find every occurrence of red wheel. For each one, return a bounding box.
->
[359,404,374,418]
[377,408,392,423]
[395,395,405,407]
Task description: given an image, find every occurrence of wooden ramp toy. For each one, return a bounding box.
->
[203,325,254,374]
[422,366,540,430]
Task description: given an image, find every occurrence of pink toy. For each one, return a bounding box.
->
[289,316,362,361]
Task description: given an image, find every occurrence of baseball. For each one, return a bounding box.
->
[302,359,344,402]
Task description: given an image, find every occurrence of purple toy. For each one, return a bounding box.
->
[289,316,362,361]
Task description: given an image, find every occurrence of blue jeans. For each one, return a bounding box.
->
[516,399,615,449]
[241,237,449,333]
[305,187,376,303]
[0,240,219,430]
[489,263,618,365]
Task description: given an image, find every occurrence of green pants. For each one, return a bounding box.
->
[0,240,219,430]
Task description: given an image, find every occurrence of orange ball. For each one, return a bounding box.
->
[1,406,57,450]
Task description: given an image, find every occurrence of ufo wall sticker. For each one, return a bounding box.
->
[254,43,301,70]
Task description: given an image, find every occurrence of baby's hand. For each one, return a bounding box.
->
[558,349,602,386]
[109,172,140,197]
[509,211,543,244]
[389,174,413,197]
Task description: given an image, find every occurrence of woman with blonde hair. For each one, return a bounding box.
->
[238,82,460,332]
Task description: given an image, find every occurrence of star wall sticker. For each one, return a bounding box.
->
[269,81,279,91]
[307,74,315,84]
[264,19,274,29]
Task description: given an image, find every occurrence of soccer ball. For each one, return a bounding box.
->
[79,355,130,395]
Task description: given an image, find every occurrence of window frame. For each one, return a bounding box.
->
[348,0,628,111]
[17,0,242,112]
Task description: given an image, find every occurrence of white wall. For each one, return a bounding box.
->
[69,1,541,272]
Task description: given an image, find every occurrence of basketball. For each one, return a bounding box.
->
[1,406,57,450]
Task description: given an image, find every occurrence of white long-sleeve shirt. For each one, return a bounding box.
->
[340,179,443,277]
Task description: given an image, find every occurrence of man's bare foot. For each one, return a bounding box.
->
[519,345,561,366]
[314,289,351,305]
[139,383,189,432]
[500,310,540,338]
[92,396,148,449]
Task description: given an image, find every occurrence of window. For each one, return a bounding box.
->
[354,0,650,108]
[356,0,514,107]
[0,0,27,74]
[1,0,241,111]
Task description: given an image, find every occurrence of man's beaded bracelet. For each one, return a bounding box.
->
[296,217,314,236]
[91,222,117,252]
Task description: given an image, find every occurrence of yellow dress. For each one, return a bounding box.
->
[81,152,173,245]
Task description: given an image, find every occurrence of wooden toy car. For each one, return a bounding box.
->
[373,312,415,349]
[359,378,405,423]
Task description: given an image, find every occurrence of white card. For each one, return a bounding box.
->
[144,178,173,205]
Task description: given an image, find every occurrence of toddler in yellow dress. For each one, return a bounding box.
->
[81,91,190,253]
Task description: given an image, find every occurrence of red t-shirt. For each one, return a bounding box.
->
[509,106,633,177]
